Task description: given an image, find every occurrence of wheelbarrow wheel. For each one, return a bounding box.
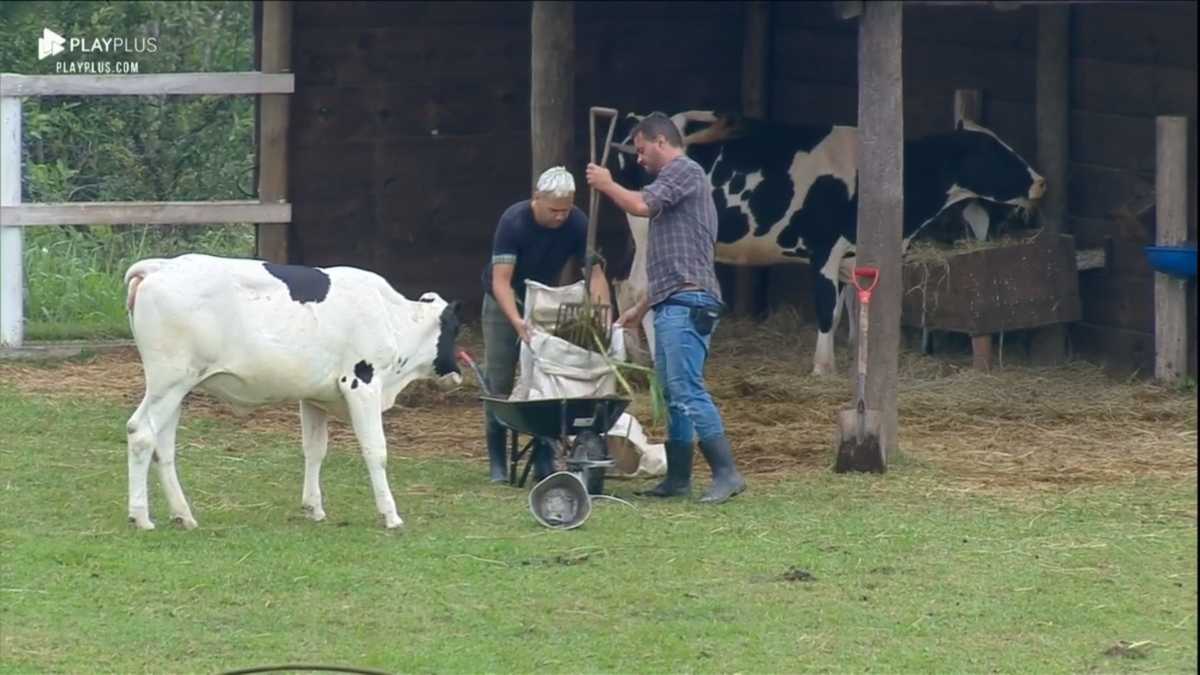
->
[571,431,608,496]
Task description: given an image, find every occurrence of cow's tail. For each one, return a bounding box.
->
[123,259,167,315]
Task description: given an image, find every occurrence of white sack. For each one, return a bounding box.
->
[509,280,665,478]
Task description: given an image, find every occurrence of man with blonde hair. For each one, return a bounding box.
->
[479,166,611,483]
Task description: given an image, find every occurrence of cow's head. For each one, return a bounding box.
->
[924,119,1047,241]
[415,292,463,388]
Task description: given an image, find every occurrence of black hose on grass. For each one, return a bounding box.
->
[219,665,392,675]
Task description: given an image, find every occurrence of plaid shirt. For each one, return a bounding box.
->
[641,155,723,309]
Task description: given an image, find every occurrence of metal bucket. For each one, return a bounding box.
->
[528,471,592,530]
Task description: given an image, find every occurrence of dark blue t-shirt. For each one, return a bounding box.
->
[481,200,588,304]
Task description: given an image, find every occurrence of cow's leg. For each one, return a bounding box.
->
[338,377,403,529]
[126,379,192,530]
[300,400,329,522]
[812,237,852,376]
[624,214,656,358]
[839,282,858,346]
[153,404,197,529]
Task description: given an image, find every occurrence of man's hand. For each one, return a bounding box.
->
[513,320,532,345]
[586,163,613,192]
[615,301,647,331]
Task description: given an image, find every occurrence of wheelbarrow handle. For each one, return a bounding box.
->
[456,349,494,397]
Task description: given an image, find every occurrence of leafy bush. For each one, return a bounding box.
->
[0,1,257,341]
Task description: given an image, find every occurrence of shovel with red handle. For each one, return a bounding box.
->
[835,266,885,473]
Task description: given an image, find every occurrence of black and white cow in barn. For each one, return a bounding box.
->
[122,254,463,531]
[606,110,1046,375]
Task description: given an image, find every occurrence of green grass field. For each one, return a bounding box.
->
[1,377,1195,674]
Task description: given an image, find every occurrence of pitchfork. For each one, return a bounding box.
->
[554,107,619,345]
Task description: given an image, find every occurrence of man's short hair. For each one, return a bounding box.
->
[533,166,575,199]
[633,112,683,149]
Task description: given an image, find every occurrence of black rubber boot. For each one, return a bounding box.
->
[697,435,746,504]
[532,440,556,483]
[634,441,694,497]
[486,418,509,483]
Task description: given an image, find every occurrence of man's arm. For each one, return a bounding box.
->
[599,182,653,218]
[586,163,654,218]
[588,263,611,308]
[491,264,530,344]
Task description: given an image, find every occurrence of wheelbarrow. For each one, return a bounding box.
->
[456,350,630,527]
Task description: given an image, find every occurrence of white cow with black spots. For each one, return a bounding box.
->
[122,254,463,531]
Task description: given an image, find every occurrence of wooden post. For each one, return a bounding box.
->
[953,89,994,371]
[1030,3,1070,366]
[953,89,981,126]
[854,0,904,467]
[1154,116,1189,383]
[735,0,771,318]
[0,97,22,348]
[256,0,292,264]
[531,1,575,181]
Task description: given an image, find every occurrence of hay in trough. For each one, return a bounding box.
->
[903,231,1042,267]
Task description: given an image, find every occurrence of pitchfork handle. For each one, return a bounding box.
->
[587,107,619,296]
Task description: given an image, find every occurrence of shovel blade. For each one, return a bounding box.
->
[834,407,885,474]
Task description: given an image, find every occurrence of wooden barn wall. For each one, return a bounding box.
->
[766,1,1196,376]
[1064,1,1197,377]
[287,2,532,317]
[287,1,744,320]
[575,1,745,282]
[284,1,1194,375]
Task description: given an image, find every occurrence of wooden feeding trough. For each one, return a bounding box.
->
[899,232,1083,369]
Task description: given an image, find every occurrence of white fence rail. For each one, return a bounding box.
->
[0,70,294,348]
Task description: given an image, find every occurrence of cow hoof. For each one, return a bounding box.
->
[812,364,836,377]
[303,505,326,522]
[129,515,156,531]
[383,515,405,530]
[173,515,198,530]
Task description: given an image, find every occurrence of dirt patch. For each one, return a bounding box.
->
[1,314,1195,494]
[779,567,816,583]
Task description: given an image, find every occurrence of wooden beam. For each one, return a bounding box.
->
[953,89,982,125]
[734,0,771,318]
[853,0,904,469]
[833,1,863,19]
[531,1,575,180]
[0,97,22,348]
[949,89,984,362]
[256,0,292,264]
[1,201,291,226]
[1030,4,1072,366]
[0,72,293,97]
[1154,116,1189,383]
[1035,6,1069,234]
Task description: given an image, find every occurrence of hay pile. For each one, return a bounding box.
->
[2,313,1194,494]
[616,308,1197,492]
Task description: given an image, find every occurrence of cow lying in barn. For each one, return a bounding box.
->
[607,110,1046,375]
[122,254,463,530]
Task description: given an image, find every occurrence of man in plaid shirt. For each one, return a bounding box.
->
[586,113,746,504]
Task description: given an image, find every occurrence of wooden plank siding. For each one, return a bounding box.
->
[283,1,1195,375]
[766,1,1195,376]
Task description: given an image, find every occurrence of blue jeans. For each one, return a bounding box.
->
[653,290,726,444]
